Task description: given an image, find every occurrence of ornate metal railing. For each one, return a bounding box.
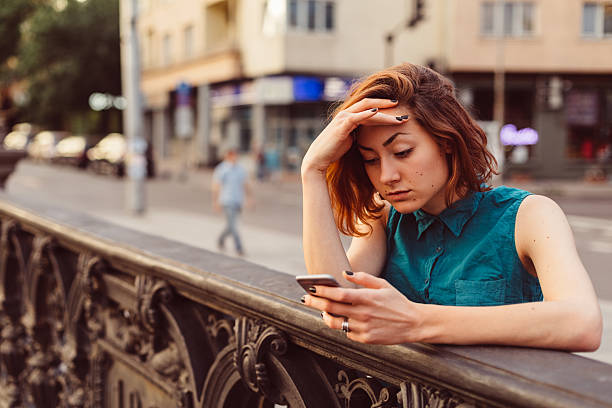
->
[1,193,612,408]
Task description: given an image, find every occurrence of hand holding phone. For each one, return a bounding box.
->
[296,274,346,317]
[295,274,340,293]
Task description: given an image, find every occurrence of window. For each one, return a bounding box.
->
[582,2,612,37]
[263,0,287,36]
[307,0,316,30]
[184,25,194,59]
[481,2,495,35]
[287,0,335,32]
[163,33,172,66]
[289,0,298,27]
[146,30,155,68]
[325,2,334,30]
[205,0,233,51]
[481,1,535,37]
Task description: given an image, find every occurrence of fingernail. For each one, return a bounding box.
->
[401,115,410,120]
[308,287,316,294]
[370,108,378,112]
[396,116,403,121]
[344,270,354,276]
[390,99,398,103]
[300,295,306,303]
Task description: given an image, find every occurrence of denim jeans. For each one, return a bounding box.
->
[218,204,243,252]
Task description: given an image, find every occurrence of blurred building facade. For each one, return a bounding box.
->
[133,0,612,179]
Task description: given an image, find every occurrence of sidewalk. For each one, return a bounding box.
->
[504,178,612,199]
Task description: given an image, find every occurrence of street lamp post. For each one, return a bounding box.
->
[492,0,506,180]
[120,0,146,214]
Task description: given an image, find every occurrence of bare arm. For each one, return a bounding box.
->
[305,195,602,351]
[301,169,352,283]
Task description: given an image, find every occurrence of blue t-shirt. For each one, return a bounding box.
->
[382,186,543,306]
[213,161,247,207]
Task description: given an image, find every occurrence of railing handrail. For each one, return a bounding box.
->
[1,191,611,408]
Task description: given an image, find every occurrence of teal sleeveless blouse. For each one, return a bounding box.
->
[382,186,543,306]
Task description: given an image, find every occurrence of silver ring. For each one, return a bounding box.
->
[341,318,350,333]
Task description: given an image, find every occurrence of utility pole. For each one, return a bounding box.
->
[120,0,146,214]
[384,0,425,67]
[492,0,506,180]
[493,0,505,139]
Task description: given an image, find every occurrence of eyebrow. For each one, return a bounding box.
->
[357,132,409,151]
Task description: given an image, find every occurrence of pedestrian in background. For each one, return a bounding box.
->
[300,63,602,351]
[213,147,252,256]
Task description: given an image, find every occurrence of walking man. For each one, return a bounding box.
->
[212,148,251,255]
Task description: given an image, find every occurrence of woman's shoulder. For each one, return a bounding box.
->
[480,185,532,209]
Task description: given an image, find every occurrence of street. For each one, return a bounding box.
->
[4,160,612,363]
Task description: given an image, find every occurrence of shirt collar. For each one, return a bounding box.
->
[413,192,483,240]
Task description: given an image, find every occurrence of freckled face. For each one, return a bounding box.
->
[356,107,451,215]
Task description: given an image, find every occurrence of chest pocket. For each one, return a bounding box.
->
[455,279,506,306]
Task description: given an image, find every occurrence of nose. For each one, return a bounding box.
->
[379,158,400,185]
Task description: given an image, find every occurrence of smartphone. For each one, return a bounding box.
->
[295,274,340,293]
[296,274,345,317]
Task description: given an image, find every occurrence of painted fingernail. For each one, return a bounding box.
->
[370,108,378,112]
[308,287,316,294]
[401,115,410,120]
[344,270,354,276]
[396,116,403,121]
[300,295,306,303]
[390,99,398,103]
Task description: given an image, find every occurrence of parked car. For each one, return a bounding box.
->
[2,123,36,151]
[27,131,68,161]
[53,135,91,168]
[86,133,155,178]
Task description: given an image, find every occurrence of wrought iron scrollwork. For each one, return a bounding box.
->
[0,205,505,408]
[60,252,106,408]
[206,312,235,351]
[136,275,174,334]
[396,381,473,408]
[24,235,65,408]
[335,369,395,408]
[0,219,28,406]
[233,317,289,405]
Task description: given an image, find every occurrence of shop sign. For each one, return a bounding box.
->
[175,81,194,139]
[293,76,324,102]
[254,76,293,104]
[323,77,354,101]
[500,124,538,146]
[176,81,191,106]
[211,81,255,107]
[565,90,598,126]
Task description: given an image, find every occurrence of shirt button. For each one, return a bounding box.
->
[436,246,442,252]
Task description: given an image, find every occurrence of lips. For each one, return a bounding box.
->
[386,190,411,196]
[385,190,413,201]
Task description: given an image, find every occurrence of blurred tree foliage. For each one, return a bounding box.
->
[9,0,121,132]
[0,0,37,67]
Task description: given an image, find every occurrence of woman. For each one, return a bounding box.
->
[300,63,602,351]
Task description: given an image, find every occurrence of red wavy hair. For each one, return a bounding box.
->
[326,63,497,237]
